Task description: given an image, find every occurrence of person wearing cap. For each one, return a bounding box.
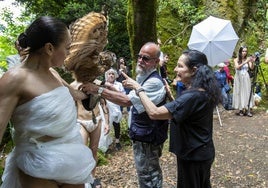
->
[214,62,231,110]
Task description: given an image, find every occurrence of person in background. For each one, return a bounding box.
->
[232,46,255,117]
[255,82,262,97]
[117,57,128,81]
[122,49,221,188]
[70,80,110,188]
[6,39,23,69]
[159,54,169,80]
[81,42,169,188]
[117,57,131,113]
[0,16,95,188]
[172,75,186,97]
[214,62,231,110]
[223,60,234,86]
[159,53,173,84]
[157,38,164,63]
[159,53,175,101]
[104,68,125,150]
[254,82,262,106]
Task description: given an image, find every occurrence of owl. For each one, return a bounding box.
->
[64,12,115,83]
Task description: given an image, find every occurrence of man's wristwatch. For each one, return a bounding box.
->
[98,87,104,96]
[136,87,145,96]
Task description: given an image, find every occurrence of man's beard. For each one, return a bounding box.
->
[136,65,145,75]
[136,65,154,76]
[136,65,155,83]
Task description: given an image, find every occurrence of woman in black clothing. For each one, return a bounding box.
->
[122,49,221,188]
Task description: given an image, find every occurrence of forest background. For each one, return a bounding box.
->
[0,0,267,132]
[1,0,268,148]
[0,0,267,83]
[0,0,268,185]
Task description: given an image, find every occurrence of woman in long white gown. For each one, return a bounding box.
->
[0,16,95,188]
[232,46,255,117]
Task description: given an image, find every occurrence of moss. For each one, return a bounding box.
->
[97,150,109,166]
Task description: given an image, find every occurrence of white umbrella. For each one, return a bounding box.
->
[187,16,239,67]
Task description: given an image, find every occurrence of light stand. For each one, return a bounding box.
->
[247,53,268,112]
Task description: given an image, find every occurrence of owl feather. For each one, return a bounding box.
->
[65,12,115,83]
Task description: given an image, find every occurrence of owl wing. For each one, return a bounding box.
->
[65,12,114,83]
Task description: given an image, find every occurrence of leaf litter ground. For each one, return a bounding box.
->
[96,107,267,188]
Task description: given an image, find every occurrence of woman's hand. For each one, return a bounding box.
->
[104,123,110,135]
[121,72,141,90]
[246,57,252,63]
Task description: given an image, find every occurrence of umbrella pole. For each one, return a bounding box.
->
[216,106,223,126]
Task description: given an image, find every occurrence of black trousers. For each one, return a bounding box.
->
[177,157,214,188]
[112,122,120,139]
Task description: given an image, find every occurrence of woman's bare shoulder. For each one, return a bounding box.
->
[0,67,28,88]
[0,68,29,108]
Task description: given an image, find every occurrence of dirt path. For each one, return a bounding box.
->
[96,108,268,188]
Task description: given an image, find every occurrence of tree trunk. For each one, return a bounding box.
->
[127,0,157,74]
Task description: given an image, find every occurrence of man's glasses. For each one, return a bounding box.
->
[137,54,157,62]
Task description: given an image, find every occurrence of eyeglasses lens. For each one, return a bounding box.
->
[137,55,150,62]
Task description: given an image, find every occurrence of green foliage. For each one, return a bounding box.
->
[259,92,268,109]
[0,122,14,177]
[16,0,131,60]
[127,0,158,71]
[0,36,12,63]
[119,117,132,146]
[0,8,26,39]
[0,123,14,153]
[54,67,74,84]
[58,2,91,25]
[157,0,267,83]
[97,150,109,166]
[104,0,130,60]
[157,0,206,77]
[2,0,131,78]
[0,61,8,73]
[0,5,29,64]
[256,58,268,95]
[16,0,67,18]
[239,0,267,53]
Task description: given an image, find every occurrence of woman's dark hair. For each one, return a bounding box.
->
[18,16,68,53]
[238,46,248,64]
[183,49,221,106]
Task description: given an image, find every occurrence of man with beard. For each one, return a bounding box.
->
[81,42,168,188]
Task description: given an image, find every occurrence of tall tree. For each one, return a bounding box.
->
[127,0,158,64]
[16,0,131,60]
